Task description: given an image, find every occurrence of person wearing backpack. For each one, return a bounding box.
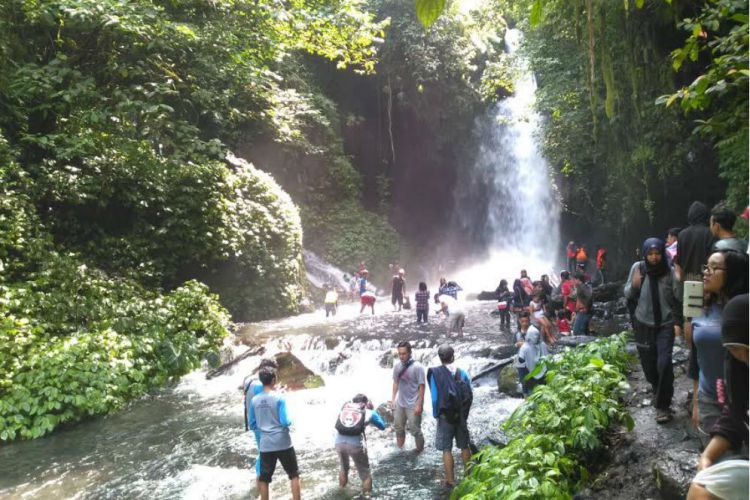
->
[427,345,473,487]
[334,394,387,494]
[624,238,683,424]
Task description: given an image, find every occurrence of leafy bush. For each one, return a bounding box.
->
[0,152,229,441]
[302,199,400,278]
[453,334,633,500]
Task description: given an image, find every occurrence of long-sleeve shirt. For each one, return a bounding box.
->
[623,262,682,327]
[249,390,293,452]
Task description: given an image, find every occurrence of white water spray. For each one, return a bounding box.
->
[454,28,560,291]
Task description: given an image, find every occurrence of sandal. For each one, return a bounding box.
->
[656,409,673,424]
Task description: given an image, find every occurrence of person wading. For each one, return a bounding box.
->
[427,345,473,487]
[390,341,426,452]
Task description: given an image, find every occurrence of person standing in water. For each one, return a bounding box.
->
[391,269,406,312]
[249,368,301,500]
[391,341,426,453]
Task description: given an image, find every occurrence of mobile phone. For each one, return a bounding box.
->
[683,281,704,318]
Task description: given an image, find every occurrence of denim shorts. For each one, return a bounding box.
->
[434,415,470,451]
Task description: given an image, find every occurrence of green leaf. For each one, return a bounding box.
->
[415,0,446,28]
[530,0,543,27]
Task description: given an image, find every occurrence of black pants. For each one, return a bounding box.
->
[416,309,428,323]
[634,320,674,410]
[499,309,510,326]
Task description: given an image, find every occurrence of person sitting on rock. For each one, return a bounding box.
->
[687,293,748,500]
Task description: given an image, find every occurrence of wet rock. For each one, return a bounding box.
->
[590,317,629,336]
[273,352,325,390]
[672,345,689,366]
[476,291,497,301]
[376,402,394,425]
[614,297,628,314]
[324,336,340,350]
[298,298,315,314]
[652,450,695,500]
[555,335,597,348]
[328,352,350,371]
[593,282,624,303]
[491,345,517,360]
[497,365,521,397]
[379,351,396,368]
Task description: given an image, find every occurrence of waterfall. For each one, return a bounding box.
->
[453,28,560,290]
[303,249,350,290]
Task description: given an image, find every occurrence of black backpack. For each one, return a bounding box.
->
[335,401,367,436]
[437,367,473,424]
[626,262,646,328]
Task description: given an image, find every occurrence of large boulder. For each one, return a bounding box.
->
[592,281,625,302]
[497,364,521,396]
[274,352,324,390]
[653,450,696,500]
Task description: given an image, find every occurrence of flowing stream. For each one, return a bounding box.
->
[0,300,522,500]
[0,28,560,500]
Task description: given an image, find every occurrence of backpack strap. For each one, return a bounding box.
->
[398,359,414,382]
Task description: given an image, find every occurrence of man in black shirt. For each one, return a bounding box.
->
[674,201,716,282]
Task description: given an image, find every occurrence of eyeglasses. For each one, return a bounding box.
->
[702,264,727,275]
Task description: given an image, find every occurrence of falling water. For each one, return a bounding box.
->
[303,249,351,290]
[453,28,560,290]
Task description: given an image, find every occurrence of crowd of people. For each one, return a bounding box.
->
[623,200,748,500]
[243,341,474,498]
[271,200,747,498]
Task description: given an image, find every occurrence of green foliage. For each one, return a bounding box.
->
[0,157,229,441]
[416,0,446,27]
[0,0,391,320]
[522,0,725,245]
[452,334,633,500]
[659,0,748,210]
[301,200,400,277]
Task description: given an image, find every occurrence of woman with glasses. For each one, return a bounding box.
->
[624,238,682,423]
[689,250,749,441]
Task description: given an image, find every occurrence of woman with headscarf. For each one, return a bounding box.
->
[624,238,683,423]
[688,293,748,500]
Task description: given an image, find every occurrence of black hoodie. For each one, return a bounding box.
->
[675,201,716,275]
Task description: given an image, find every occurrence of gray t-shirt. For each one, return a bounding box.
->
[392,360,425,409]
[713,237,748,254]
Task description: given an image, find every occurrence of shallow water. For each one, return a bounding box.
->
[0,300,522,500]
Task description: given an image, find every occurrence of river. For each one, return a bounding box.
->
[0,299,523,500]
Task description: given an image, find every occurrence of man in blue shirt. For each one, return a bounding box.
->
[244,359,278,481]
[334,393,387,494]
[427,345,473,487]
[249,368,301,500]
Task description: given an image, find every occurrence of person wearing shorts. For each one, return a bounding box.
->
[249,367,301,500]
[391,341,425,452]
[334,394,387,493]
[428,345,473,486]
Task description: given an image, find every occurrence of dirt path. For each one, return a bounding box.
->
[577,342,703,500]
